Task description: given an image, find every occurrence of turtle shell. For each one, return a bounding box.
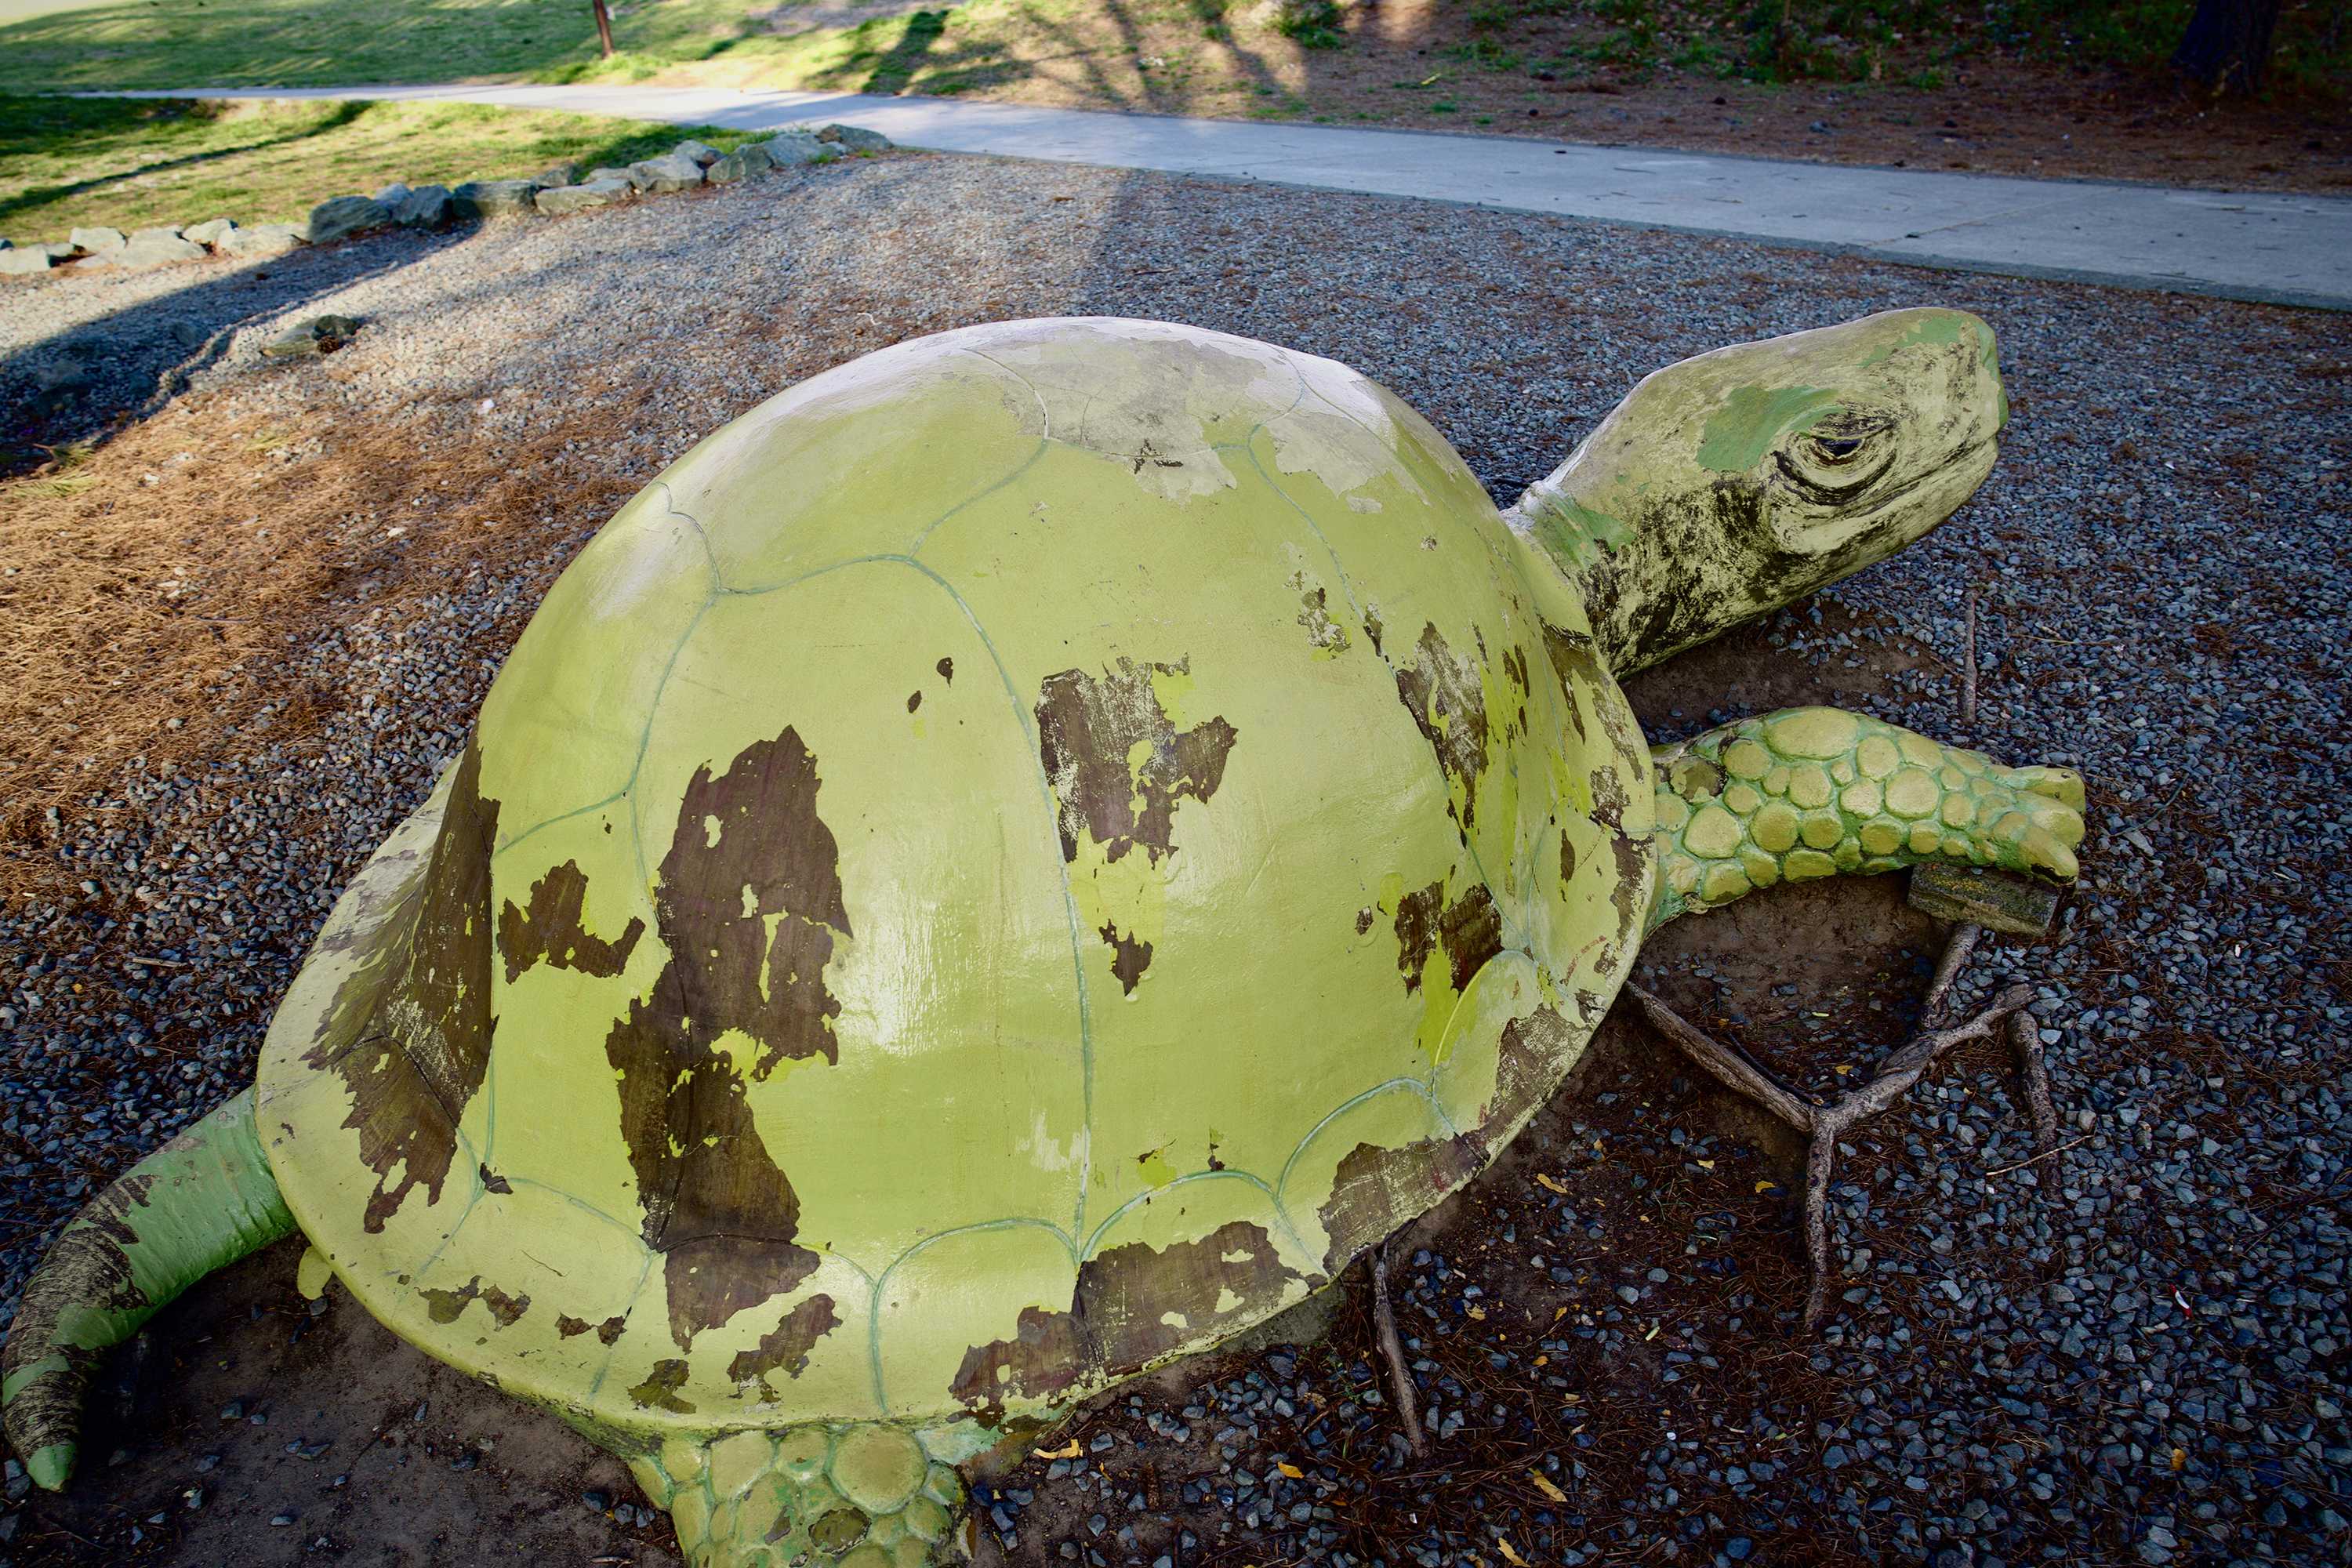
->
[257,318,1657,1442]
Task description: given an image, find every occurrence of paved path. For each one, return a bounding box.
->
[111,83,2352,310]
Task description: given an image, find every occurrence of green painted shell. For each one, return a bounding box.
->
[256,318,1657,1446]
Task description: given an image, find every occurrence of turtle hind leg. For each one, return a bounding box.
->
[1644,706,2085,929]
[633,1421,969,1566]
[2,1086,295,1490]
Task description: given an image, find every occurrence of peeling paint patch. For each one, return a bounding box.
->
[605,725,846,1351]
[309,742,500,1234]
[1036,657,1237,867]
[1037,656,1237,990]
[726,1294,840,1396]
[496,859,645,985]
[418,1276,530,1328]
[1287,571,1351,659]
[1392,880,1502,999]
[1098,920,1153,995]
[1394,624,1489,834]
[1314,1008,1564,1273]
[628,1359,695,1414]
[949,1220,1303,1410]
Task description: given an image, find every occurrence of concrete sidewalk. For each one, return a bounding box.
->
[108,82,2352,310]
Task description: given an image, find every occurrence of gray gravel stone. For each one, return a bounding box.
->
[535,178,633,216]
[627,152,704,194]
[219,221,307,257]
[706,144,775,185]
[451,179,540,220]
[304,196,394,245]
[758,131,833,167]
[394,185,456,230]
[815,123,891,153]
[0,241,72,274]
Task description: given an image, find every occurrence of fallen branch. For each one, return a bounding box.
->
[1960,585,1980,727]
[1629,946,2049,1331]
[2007,1007,2062,1155]
[1372,1242,1427,1457]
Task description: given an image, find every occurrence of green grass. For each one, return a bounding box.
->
[0,0,830,92]
[0,94,765,240]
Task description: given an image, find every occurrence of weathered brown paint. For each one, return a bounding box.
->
[726,1294,842,1396]
[1392,880,1502,997]
[1393,624,1489,833]
[308,743,500,1234]
[1035,657,1238,867]
[419,1276,531,1327]
[604,727,849,1349]
[949,1220,1302,1411]
[496,860,645,985]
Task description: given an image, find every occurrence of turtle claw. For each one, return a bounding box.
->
[2003,764,2086,813]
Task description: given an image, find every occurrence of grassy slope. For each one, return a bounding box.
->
[2,0,2337,103]
[0,95,764,238]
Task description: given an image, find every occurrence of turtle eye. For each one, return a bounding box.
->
[1775,415,1896,503]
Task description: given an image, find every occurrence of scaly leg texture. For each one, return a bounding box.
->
[2,1087,294,1489]
[631,1421,969,1567]
[1647,706,2083,927]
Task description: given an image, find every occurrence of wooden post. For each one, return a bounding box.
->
[590,0,616,58]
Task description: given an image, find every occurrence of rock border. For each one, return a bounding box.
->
[0,123,892,279]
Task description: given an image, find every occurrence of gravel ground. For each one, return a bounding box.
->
[2,151,2349,1567]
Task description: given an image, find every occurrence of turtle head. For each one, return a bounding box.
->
[1509,307,2005,674]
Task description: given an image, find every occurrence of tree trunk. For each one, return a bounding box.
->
[590,0,616,58]
[2173,0,2282,95]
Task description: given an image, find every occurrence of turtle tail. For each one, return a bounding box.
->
[631,1421,970,1566]
[2,1087,294,1490]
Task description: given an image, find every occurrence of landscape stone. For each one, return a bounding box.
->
[394,185,456,229]
[0,242,71,275]
[452,179,542,220]
[532,162,580,189]
[758,131,834,167]
[219,222,307,257]
[115,230,207,267]
[372,182,411,206]
[584,165,637,187]
[815,123,891,153]
[535,177,633,216]
[67,226,127,256]
[183,217,238,247]
[705,145,775,185]
[304,194,394,244]
[261,313,362,358]
[628,152,706,194]
[673,140,722,167]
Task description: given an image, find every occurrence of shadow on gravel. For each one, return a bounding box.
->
[0,222,473,477]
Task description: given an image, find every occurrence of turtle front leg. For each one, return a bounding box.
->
[630,1421,969,1566]
[1645,706,2083,929]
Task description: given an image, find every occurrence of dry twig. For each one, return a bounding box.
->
[1372,1242,1427,1456]
[1961,585,1980,727]
[1629,917,2059,1331]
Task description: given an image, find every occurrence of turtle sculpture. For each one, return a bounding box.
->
[5,309,2085,1565]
